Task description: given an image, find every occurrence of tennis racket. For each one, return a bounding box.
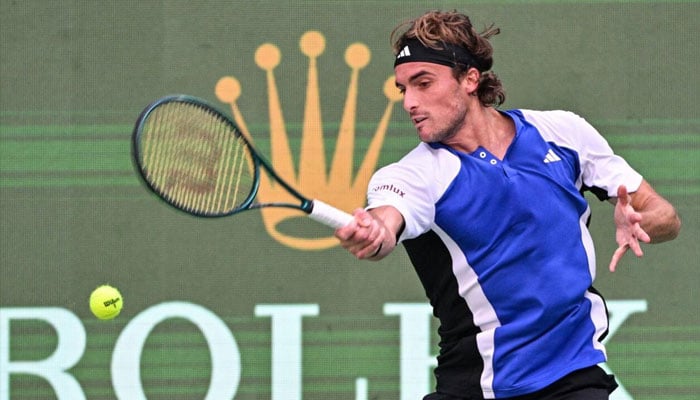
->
[132,94,354,228]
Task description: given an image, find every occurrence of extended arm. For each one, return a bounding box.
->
[608,179,681,272]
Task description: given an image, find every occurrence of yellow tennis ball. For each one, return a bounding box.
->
[89,285,123,320]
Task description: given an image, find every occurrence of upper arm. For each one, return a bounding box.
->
[366,145,454,242]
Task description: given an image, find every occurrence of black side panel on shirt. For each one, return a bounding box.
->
[403,230,486,398]
[582,184,610,202]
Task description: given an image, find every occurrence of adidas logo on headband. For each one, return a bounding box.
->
[394,38,482,71]
[396,45,411,59]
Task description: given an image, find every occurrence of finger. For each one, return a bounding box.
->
[609,244,628,272]
[627,238,645,258]
[627,210,643,225]
[369,242,384,258]
[635,226,651,244]
[356,246,375,259]
[334,219,359,241]
[346,238,374,259]
[353,227,385,259]
[336,219,373,246]
[358,240,383,259]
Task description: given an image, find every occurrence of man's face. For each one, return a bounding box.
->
[394,62,471,143]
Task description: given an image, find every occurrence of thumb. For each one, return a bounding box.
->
[352,208,373,227]
[616,185,629,205]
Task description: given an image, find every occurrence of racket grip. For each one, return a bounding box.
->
[308,200,354,228]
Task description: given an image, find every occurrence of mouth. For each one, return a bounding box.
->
[412,115,427,127]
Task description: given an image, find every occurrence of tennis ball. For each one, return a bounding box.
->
[89,285,123,320]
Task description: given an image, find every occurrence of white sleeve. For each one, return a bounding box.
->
[521,109,643,198]
[366,144,459,242]
[574,115,643,198]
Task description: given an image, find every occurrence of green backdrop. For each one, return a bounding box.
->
[1,1,698,399]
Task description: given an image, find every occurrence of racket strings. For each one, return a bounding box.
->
[139,102,255,215]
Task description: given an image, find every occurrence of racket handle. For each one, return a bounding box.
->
[308,200,354,228]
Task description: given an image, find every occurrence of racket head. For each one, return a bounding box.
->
[132,95,260,217]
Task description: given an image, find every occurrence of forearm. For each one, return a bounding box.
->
[631,180,681,243]
[638,196,681,243]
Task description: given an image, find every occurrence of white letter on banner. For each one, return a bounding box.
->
[0,308,86,400]
[384,303,436,400]
[602,300,648,400]
[255,304,320,400]
[111,302,240,400]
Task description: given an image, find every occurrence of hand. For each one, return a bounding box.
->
[335,208,386,259]
[609,185,651,272]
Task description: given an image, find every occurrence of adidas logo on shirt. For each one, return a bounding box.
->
[396,45,411,59]
[543,148,561,163]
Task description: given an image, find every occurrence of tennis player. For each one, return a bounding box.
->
[335,10,681,400]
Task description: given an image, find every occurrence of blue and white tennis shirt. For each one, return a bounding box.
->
[367,110,643,399]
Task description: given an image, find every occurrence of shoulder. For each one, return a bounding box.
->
[512,109,609,153]
[375,142,461,184]
[513,109,643,198]
[518,109,597,139]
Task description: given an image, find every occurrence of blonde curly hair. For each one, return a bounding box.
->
[391,10,506,107]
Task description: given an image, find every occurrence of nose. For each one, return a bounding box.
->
[402,89,417,112]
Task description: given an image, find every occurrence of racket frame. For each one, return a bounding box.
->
[132,95,330,219]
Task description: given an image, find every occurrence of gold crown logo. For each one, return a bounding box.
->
[214,31,402,250]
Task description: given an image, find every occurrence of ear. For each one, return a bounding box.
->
[460,67,480,95]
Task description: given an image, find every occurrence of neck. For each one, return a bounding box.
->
[444,106,514,158]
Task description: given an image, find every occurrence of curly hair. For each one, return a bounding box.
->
[391,10,506,107]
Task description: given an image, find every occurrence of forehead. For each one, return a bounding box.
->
[394,62,453,84]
